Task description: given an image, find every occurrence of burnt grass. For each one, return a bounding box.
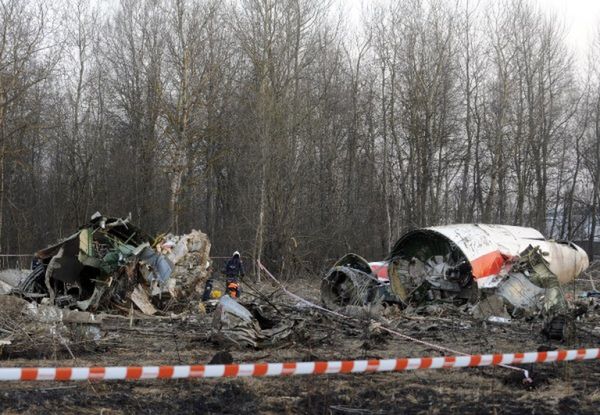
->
[1,278,600,414]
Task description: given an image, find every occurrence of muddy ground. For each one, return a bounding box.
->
[0,274,599,414]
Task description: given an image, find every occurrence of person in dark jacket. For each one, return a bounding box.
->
[223,251,245,277]
[223,251,244,298]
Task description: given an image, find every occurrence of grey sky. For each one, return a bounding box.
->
[538,0,600,60]
[344,0,600,64]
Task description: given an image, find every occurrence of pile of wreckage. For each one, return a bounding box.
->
[0,212,222,355]
[10,212,211,315]
[0,212,297,352]
[321,224,590,339]
[0,218,593,355]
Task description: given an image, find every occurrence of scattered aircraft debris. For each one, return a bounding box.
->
[322,224,590,331]
[211,295,297,348]
[320,253,397,309]
[0,216,596,379]
[10,213,211,315]
[0,294,106,357]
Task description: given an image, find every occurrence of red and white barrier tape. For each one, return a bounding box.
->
[0,348,598,381]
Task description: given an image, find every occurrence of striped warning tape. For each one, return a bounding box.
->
[0,348,598,381]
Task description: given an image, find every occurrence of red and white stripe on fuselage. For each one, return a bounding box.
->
[420,224,543,288]
[368,261,389,281]
[469,250,515,288]
[370,253,513,287]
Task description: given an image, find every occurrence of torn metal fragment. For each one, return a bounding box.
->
[471,295,510,321]
[12,212,176,314]
[131,284,157,316]
[211,296,294,348]
[495,273,544,314]
[321,254,388,309]
[138,246,174,283]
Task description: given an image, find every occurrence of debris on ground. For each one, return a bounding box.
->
[0,269,29,294]
[211,295,297,348]
[322,224,590,339]
[0,294,105,358]
[1,219,600,414]
[11,213,211,316]
[157,230,212,301]
[321,254,382,309]
[320,253,400,309]
[0,260,598,413]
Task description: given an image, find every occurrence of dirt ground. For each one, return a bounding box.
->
[0,273,599,415]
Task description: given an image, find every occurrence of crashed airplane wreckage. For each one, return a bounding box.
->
[3,212,297,350]
[12,213,211,315]
[322,224,589,327]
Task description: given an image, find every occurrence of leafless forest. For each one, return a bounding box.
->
[0,0,599,272]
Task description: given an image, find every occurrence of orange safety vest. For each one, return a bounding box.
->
[227,281,239,298]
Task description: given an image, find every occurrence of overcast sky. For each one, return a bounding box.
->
[536,0,600,60]
[343,0,600,65]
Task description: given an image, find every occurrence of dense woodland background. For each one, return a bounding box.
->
[0,0,599,275]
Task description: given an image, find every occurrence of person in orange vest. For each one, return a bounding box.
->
[223,251,245,299]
